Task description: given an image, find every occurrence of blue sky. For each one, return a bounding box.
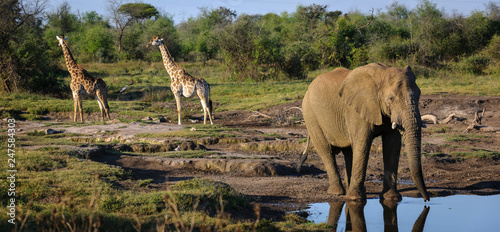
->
[46,0,497,24]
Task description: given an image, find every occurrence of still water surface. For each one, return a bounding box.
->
[305,194,500,231]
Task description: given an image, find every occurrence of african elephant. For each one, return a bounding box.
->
[300,63,430,201]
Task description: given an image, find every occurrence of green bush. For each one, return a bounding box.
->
[454,54,492,75]
[483,34,500,62]
[80,25,115,63]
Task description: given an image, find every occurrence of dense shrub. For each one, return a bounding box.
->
[453,54,492,75]
[483,34,500,62]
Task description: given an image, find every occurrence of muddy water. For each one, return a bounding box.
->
[305,194,500,231]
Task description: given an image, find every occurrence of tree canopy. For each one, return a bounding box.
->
[118,3,159,22]
[1,0,499,93]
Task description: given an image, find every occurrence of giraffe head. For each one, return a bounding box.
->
[146,35,164,48]
[56,35,68,47]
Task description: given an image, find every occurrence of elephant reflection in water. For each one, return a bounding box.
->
[326,200,430,232]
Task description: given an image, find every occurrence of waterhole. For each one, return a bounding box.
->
[304,194,500,231]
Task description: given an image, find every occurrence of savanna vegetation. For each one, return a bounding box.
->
[1,0,500,93]
[0,0,499,231]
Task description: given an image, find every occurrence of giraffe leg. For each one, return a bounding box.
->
[73,96,78,122]
[104,99,111,120]
[101,87,111,120]
[96,90,110,121]
[207,99,213,124]
[77,96,84,122]
[200,97,214,125]
[174,92,182,125]
[199,97,208,124]
[209,99,214,121]
[96,96,105,122]
[197,87,213,125]
[102,96,110,120]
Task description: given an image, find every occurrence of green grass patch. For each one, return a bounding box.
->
[445,134,489,142]
[263,132,284,139]
[452,149,500,159]
[172,178,247,211]
[417,72,500,96]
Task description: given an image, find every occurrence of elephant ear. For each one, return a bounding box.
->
[338,71,383,125]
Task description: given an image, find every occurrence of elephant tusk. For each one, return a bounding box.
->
[392,122,398,130]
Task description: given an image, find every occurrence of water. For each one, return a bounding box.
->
[305,194,500,231]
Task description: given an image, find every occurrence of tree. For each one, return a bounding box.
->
[217,14,259,80]
[177,7,236,62]
[411,0,446,65]
[485,1,500,20]
[80,24,115,62]
[0,0,60,93]
[82,11,104,25]
[118,2,159,22]
[143,15,180,62]
[107,0,159,55]
[45,1,79,37]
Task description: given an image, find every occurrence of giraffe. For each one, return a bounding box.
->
[56,36,110,122]
[147,35,213,125]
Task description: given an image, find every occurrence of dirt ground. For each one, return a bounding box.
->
[16,95,500,219]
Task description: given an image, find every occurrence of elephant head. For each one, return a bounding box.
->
[338,63,429,201]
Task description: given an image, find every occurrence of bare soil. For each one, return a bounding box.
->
[16,95,500,219]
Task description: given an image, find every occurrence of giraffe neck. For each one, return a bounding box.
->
[158,43,182,79]
[60,42,79,79]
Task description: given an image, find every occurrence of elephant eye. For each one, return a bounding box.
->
[387,95,394,103]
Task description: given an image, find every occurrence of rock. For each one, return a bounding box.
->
[158,115,167,122]
[45,129,59,135]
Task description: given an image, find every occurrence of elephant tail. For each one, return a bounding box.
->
[296,136,311,174]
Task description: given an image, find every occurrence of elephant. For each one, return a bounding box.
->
[300,63,430,201]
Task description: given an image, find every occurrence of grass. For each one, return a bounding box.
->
[445,134,489,142]
[0,139,257,231]
[452,149,500,159]
[1,61,499,230]
[1,61,498,123]
[422,141,500,160]
[416,72,500,96]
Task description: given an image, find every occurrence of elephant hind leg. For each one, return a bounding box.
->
[309,132,344,195]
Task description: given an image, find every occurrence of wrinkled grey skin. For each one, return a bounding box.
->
[300,63,429,201]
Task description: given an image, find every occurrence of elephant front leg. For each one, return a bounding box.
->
[346,140,372,201]
[381,130,402,201]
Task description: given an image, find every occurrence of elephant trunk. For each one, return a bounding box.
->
[402,104,430,202]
